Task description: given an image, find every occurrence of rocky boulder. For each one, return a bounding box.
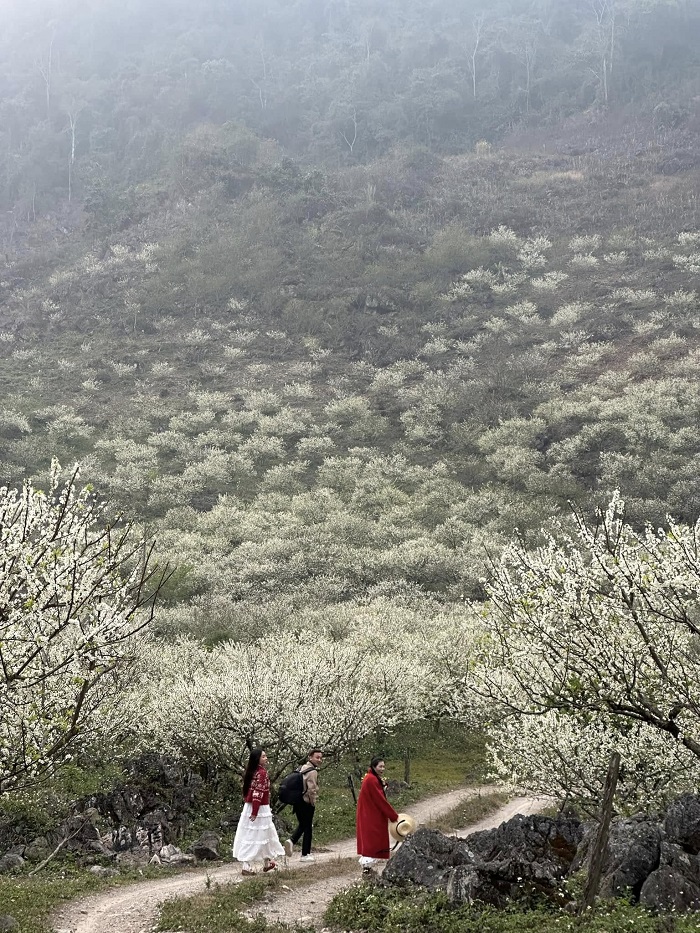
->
[0,854,24,874]
[573,815,662,899]
[384,796,700,914]
[158,844,195,866]
[382,828,470,891]
[463,813,582,885]
[23,837,50,861]
[189,831,221,861]
[665,794,700,854]
[640,867,700,912]
[383,814,582,907]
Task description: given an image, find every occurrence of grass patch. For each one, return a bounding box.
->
[157,866,329,932]
[426,791,510,834]
[0,865,166,933]
[324,885,700,933]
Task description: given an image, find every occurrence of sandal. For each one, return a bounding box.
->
[242,868,256,876]
[263,861,277,872]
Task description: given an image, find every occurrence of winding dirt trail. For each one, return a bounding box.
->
[52,788,544,933]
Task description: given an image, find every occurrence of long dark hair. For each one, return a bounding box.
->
[369,756,387,796]
[242,747,264,796]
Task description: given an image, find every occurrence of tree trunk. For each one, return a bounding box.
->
[580,751,620,912]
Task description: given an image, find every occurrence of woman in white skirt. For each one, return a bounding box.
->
[233,747,284,875]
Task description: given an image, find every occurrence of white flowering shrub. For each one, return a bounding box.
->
[137,242,160,265]
[603,251,629,266]
[612,287,657,304]
[231,328,260,344]
[12,348,39,361]
[568,234,601,252]
[296,435,335,457]
[568,253,599,269]
[184,328,212,346]
[503,300,539,323]
[517,237,551,271]
[228,298,248,312]
[530,271,569,292]
[0,461,167,795]
[492,272,528,295]
[488,225,521,248]
[607,231,638,250]
[133,631,419,777]
[464,267,498,286]
[421,337,453,356]
[472,493,700,807]
[643,247,670,261]
[673,253,700,274]
[490,711,700,813]
[110,360,138,376]
[223,346,247,359]
[0,411,31,435]
[663,290,697,309]
[550,301,591,327]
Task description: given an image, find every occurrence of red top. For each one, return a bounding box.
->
[244,766,271,818]
[356,770,399,860]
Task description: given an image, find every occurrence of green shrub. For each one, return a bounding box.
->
[325,885,700,933]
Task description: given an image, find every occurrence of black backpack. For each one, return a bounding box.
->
[278,766,313,805]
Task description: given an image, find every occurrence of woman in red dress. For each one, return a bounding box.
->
[356,756,399,876]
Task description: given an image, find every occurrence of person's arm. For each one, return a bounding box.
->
[249,768,268,820]
[304,766,319,805]
[368,775,399,822]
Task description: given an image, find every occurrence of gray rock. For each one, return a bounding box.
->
[659,840,700,887]
[0,916,19,931]
[384,814,582,907]
[382,827,468,891]
[0,854,24,874]
[24,836,50,860]
[640,866,700,912]
[463,813,582,884]
[159,843,195,865]
[665,794,700,854]
[115,849,150,869]
[190,831,221,861]
[447,864,513,908]
[381,795,700,914]
[596,817,662,899]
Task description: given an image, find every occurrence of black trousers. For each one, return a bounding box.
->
[290,801,315,855]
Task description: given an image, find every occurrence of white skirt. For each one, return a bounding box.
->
[232,803,284,863]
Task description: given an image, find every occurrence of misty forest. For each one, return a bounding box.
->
[2,1,700,931]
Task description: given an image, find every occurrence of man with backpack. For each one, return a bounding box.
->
[283,748,323,862]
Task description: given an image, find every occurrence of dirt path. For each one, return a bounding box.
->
[52,788,544,933]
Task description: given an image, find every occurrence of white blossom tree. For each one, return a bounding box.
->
[472,492,700,808]
[0,460,167,795]
[133,629,424,781]
[489,710,700,814]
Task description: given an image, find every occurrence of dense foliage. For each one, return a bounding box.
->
[1,0,700,812]
[0,461,165,795]
[474,493,700,811]
[324,883,700,933]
